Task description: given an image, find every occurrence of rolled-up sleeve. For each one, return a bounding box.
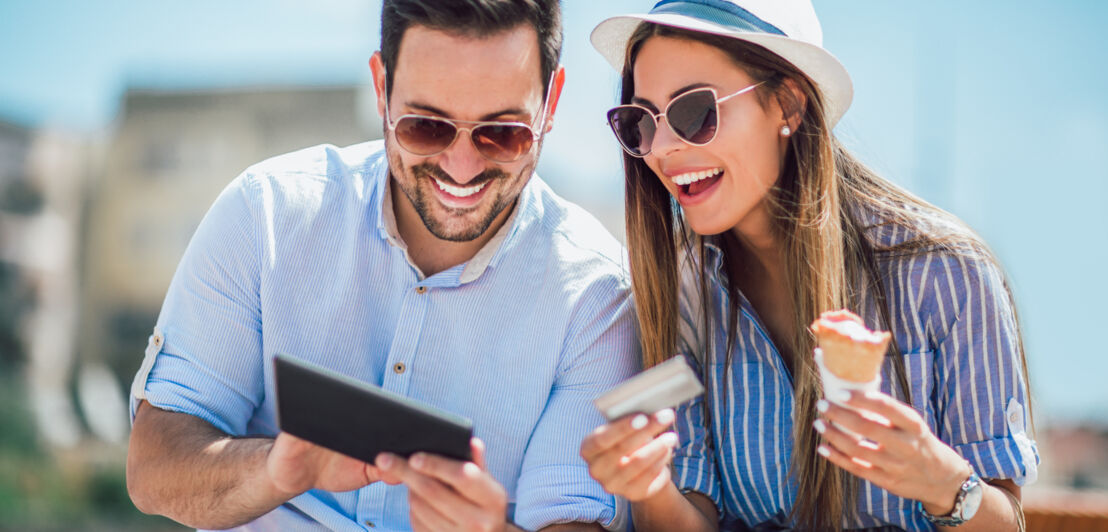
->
[930,253,1038,486]
[129,172,264,436]
[513,276,639,530]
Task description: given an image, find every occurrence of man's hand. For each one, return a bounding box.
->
[375,438,509,532]
[267,432,382,496]
[128,402,383,529]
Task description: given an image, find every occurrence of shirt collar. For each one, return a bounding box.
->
[373,162,525,284]
[700,234,726,277]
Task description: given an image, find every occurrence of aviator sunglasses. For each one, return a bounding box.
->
[607,81,765,157]
[384,72,556,163]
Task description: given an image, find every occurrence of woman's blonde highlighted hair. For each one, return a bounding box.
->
[620,23,1030,531]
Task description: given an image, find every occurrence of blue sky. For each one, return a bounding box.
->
[2,1,1107,422]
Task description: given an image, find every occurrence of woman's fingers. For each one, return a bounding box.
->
[817,443,893,488]
[601,432,678,500]
[844,391,928,436]
[815,418,885,469]
[817,399,902,447]
[581,409,674,461]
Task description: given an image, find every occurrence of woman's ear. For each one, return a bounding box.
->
[777,77,808,132]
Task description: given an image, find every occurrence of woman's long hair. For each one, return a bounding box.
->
[620,24,1031,531]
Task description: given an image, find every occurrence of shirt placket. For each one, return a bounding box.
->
[356,280,432,529]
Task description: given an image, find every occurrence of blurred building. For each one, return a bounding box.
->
[0,119,93,446]
[79,84,381,419]
[0,120,37,367]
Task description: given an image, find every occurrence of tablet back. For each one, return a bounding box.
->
[275,354,474,463]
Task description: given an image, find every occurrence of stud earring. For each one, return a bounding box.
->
[781,125,791,137]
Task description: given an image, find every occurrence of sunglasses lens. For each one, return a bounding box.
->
[471,124,533,162]
[395,116,458,155]
[668,90,718,144]
[608,107,655,156]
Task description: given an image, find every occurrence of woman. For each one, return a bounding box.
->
[580,1,1038,530]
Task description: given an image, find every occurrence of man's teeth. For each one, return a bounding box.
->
[671,168,723,186]
[435,178,488,198]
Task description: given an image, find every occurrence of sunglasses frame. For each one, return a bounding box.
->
[383,71,556,163]
[607,81,766,158]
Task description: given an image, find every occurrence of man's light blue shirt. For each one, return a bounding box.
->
[130,140,638,531]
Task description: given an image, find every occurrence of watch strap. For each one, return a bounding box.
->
[919,470,981,526]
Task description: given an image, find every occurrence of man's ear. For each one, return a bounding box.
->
[542,65,566,134]
[778,77,808,132]
[369,52,388,121]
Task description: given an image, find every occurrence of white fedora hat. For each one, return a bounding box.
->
[591,0,853,127]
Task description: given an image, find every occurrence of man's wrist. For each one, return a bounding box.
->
[256,437,304,501]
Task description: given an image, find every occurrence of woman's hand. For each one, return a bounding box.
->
[579,409,679,502]
[814,390,972,515]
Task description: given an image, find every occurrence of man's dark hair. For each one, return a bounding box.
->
[380,0,562,98]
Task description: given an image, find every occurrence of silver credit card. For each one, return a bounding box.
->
[594,356,705,421]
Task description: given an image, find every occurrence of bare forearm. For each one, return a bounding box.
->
[536,522,605,531]
[630,483,716,532]
[127,401,293,529]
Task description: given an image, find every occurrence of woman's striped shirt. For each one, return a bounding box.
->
[671,216,1039,531]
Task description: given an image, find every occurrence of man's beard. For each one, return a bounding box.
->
[388,148,531,242]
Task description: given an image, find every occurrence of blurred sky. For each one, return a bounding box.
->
[1,1,1106,423]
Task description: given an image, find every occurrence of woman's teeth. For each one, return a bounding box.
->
[436,178,488,198]
[671,168,723,186]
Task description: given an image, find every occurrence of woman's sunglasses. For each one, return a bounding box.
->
[384,72,555,163]
[606,81,764,158]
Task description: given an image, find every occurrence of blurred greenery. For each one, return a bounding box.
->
[0,370,186,532]
[0,264,30,367]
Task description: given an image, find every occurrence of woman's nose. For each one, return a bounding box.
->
[649,117,686,158]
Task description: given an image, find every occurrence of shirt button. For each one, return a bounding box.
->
[1009,412,1020,423]
[415,285,427,294]
[393,362,406,374]
[364,520,375,528]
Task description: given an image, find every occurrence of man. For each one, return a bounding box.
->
[125,1,636,530]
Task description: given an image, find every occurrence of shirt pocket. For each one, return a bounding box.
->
[893,350,936,422]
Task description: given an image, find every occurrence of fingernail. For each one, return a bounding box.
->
[813,419,827,434]
[817,445,831,457]
[462,462,481,477]
[660,431,680,446]
[411,453,425,469]
[832,389,852,403]
[816,399,829,413]
[377,454,393,469]
[655,408,675,425]
[630,415,648,430]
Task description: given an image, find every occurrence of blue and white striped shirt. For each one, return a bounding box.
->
[129,141,638,532]
[671,215,1039,531]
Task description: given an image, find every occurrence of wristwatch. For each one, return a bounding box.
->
[919,469,984,526]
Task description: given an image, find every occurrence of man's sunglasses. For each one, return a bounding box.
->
[384,72,555,163]
[606,82,764,158]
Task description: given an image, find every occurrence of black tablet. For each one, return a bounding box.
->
[274,354,473,463]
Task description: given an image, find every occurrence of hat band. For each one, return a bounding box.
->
[651,0,786,36]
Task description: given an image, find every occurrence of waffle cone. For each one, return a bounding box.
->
[811,309,890,383]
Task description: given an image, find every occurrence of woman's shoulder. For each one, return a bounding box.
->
[852,201,1016,341]
[853,200,977,252]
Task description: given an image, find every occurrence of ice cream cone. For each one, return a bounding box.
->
[811,309,890,383]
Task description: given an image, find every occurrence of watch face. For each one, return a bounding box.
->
[959,479,985,520]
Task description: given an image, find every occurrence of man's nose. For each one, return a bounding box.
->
[437,129,488,184]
